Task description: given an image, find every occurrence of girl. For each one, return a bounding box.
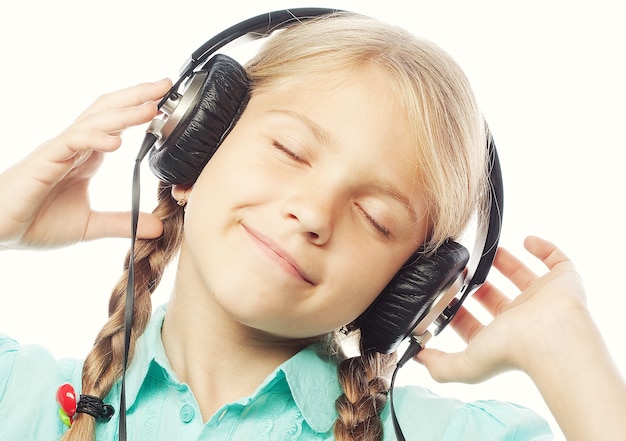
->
[1,11,625,441]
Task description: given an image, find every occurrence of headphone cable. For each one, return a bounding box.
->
[118,132,158,441]
[389,337,425,441]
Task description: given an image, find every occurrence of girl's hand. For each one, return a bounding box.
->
[0,79,172,250]
[416,235,590,382]
[416,236,626,440]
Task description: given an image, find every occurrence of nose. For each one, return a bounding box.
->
[281,184,335,245]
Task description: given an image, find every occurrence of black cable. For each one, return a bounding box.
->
[389,337,424,441]
[119,133,157,441]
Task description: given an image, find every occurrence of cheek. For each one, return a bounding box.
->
[327,246,406,313]
[197,139,284,201]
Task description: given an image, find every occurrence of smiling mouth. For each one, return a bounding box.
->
[243,225,314,285]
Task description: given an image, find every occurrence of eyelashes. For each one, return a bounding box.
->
[357,205,391,238]
[272,140,309,165]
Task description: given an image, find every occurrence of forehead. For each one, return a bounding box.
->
[251,66,414,143]
[251,66,417,149]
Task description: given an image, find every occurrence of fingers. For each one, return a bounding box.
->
[414,236,582,385]
[492,246,537,292]
[62,79,173,155]
[31,80,172,174]
[71,100,159,138]
[61,83,167,154]
[447,305,483,344]
[449,278,513,342]
[416,293,514,384]
[494,236,575,295]
[524,235,573,271]
[35,131,121,172]
[83,211,164,241]
[76,78,173,121]
[42,100,158,163]
[416,348,493,384]
[472,280,512,317]
[415,348,462,383]
[72,79,173,136]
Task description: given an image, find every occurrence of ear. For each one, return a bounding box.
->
[171,184,193,206]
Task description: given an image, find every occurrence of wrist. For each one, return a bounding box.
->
[521,311,626,441]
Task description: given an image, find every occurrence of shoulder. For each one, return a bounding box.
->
[0,333,82,439]
[0,333,19,400]
[0,333,82,389]
[380,385,553,441]
[0,332,19,354]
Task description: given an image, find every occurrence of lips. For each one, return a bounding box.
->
[243,225,314,285]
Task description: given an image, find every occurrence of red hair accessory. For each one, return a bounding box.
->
[56,383,115,427]
[56,383,77,427]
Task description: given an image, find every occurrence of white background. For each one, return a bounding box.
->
[1,1,624,439]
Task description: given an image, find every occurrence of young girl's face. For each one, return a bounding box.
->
[177,67,431,340]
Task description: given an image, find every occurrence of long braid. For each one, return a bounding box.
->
[62,182,184,440]
[334,345,397,441]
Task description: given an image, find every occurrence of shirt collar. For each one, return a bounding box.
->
[278,343,343,433]
[120,304,173,410]
[120,304,342,434]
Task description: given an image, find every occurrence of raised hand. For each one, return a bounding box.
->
[417,236,626,440]
[0,79,172,250]
[416,236,586,381]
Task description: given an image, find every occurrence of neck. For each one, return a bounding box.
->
[161,254,307,421]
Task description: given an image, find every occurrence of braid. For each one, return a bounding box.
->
[62,182,184,440]
[334,345,396,441]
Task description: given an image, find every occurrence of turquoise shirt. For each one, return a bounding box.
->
[0,305,552,440]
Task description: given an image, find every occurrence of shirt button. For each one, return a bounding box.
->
[179,404,195,423]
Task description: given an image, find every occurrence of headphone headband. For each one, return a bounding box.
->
[166,8,340,108]
[434,126,503,334]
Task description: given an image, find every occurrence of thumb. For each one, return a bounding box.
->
[84,211,164,241]
[415,348,487,384]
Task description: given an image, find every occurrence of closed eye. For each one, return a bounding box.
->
[272,140,309,165]
[357,205,391,238]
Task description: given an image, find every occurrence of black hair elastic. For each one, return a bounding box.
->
[76,394,115,421]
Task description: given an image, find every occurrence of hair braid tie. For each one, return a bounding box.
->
[76,395,115,421]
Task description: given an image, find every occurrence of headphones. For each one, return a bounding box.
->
[142,7,503,355]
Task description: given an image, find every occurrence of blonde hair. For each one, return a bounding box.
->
[65,12,488,441]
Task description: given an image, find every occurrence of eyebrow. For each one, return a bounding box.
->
[266,109,419,225]
[266,109,334,148]
[379,182,419,224]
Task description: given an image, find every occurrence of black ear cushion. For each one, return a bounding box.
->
[149,54,250,185]
[357,240,470,354]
